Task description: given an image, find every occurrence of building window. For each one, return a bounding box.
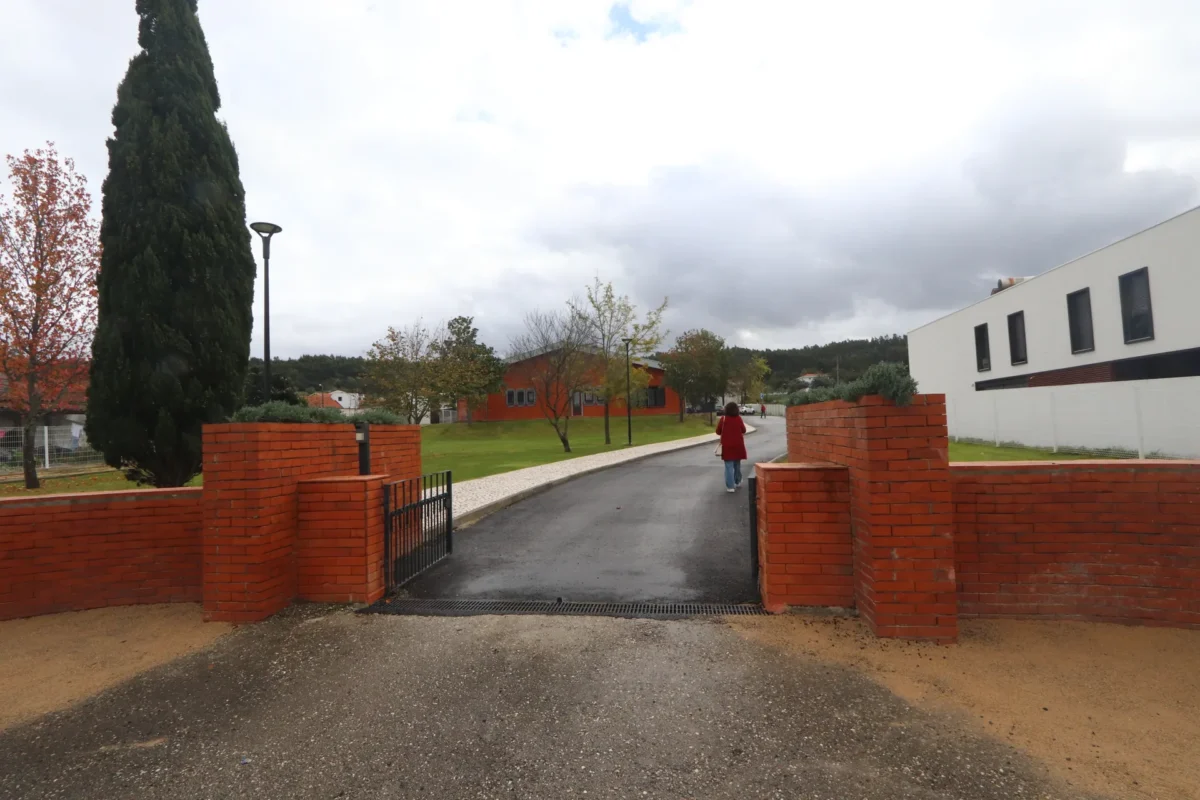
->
[507,388,535,407]
[1119,267,1154,343]
[648,386,666,408]
[1007,311,1027,366]
[974,323,991,372]
[1066,288,1094,354]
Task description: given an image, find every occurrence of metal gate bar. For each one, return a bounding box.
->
[383,471,452,592]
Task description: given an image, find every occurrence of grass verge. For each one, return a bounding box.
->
[422,415,715,482]
[948,441,1090,462]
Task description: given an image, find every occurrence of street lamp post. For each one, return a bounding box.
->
[623,338,633,446]
[250,221,283,402]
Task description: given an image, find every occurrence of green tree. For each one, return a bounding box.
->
[728,353,770,402]
[241,365,303,407]
[434,316,504,425]
[364,321,443,424]
[87,0,256,487]
[570,278,668,444]
[660,329,729,422]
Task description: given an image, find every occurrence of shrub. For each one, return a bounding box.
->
[788,362,918,407]
[231,402,405,425]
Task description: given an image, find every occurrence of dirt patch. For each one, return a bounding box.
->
[0,604,230,731]
[729,615,1200,800]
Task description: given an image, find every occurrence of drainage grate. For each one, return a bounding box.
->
[360,598,767,619]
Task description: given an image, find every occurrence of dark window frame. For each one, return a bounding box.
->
[1007,310,1028,366]
[505,389,515,407]
[516,389,526,406]
[1066,288,1095,354]
[1118,266,1155,344]
[974,323,991,372]
[527,388,536,406]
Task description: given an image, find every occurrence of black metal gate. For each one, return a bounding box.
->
[383,471,453,592]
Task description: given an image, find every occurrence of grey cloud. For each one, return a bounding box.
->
[532,91,1198,339]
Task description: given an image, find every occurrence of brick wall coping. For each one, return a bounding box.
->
[0,486,202,509]
[755,461,847,472]
[298,475,390,483]
[951,460,1200,470]
[787,393,946,410]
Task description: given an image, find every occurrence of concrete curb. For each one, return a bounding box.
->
[454,423,759,529]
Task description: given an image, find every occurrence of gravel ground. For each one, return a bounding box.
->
[0,604,229,732]
[451,422,756,522]
[732,614,1200,800]
[0,606,1100,800]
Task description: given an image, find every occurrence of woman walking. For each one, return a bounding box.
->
[715,402,748,493]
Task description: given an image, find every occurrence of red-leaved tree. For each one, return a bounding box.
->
[0,144,100,489]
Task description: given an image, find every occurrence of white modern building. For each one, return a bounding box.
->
[909,205,1200,458]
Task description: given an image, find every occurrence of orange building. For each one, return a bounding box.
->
[457,350,681,422]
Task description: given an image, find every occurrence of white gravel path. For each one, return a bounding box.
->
[453,423,756,524]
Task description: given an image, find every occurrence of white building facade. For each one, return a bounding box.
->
[909,206,1200,458]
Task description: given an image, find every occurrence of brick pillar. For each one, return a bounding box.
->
[854,395,957,641]
[202,423,357,622]
[756,463,853,612]
[368,425,423,481]
[296,476,386,604]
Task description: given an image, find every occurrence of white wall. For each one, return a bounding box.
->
[910,205,1200,457]
[946,378,1200,458]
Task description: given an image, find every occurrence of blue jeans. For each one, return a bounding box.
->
[724,459,743,489]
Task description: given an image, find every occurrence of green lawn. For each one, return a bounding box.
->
[0,415,715,497]
[422,415,715,482]
[948,441,1087,462]
[0,469,202,498]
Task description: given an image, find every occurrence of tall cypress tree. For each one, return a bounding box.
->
[87,0,255,487]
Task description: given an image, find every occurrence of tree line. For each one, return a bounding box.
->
[735,334,909,391]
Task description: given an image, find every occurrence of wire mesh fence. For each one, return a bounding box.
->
[0,425,106,474]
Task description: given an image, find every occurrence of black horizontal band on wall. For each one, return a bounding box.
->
[974,345,1200,391]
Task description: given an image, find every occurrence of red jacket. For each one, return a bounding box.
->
[716,415,747,461]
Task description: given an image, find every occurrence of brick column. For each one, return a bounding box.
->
[785,394,958,641]
[853,395,957,641]
[756,463,853,612]
[202,423,357,622]
[368,425,423,480]
[297,476,386,604]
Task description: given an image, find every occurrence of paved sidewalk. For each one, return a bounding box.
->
[452,422,756,523]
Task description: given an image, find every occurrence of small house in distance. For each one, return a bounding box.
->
[458,348,681,423]
[908,205,1200,458]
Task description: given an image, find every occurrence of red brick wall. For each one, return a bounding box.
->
[781,395,958,642]
[369,425,422,481]
[952,461,1200,628]
[756,463,853,611]
[0,489,202,621]
[297,476,386,604]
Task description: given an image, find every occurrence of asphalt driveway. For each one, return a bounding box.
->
[405,416,789,604]
[0,607,1095,800]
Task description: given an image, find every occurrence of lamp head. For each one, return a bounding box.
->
[250,221,283,238]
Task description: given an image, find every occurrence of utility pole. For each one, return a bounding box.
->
[835,356,840,385]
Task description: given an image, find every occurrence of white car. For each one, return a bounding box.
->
[738,404,757,416]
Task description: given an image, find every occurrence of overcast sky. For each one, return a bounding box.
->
[4,0,1200,358]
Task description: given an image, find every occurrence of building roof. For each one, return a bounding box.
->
[506,344,663,371]
[305,392,342,409]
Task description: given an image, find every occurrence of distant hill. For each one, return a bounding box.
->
[249,354,367,394]
[732,334,909,390]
